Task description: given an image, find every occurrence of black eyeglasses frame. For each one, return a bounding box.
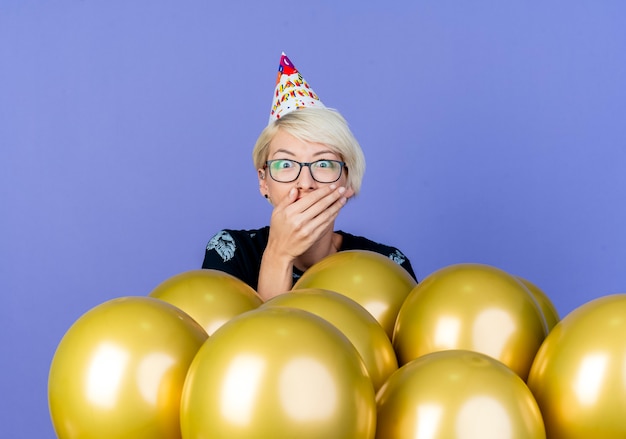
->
[264,159,347,183]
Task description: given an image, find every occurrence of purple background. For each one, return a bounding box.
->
[2,1,625,437]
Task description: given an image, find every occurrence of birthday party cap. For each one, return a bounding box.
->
[269,52,325,123]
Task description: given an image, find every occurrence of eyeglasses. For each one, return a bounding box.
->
[265,159,346,183]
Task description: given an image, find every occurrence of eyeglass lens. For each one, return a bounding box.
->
[267,159,343,183]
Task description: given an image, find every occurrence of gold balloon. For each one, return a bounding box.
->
[180,307,376,439]
[376,350,546,439]
[48,296,208,439]
[516,276,560,332]
[393,263,548,380]
[292,250,417,338]
[149,269,262,335]
[262,288,398,391]
[527,294,626,438]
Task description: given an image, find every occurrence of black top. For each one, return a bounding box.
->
[202,226,417,290]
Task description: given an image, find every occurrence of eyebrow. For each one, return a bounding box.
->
[270,148,339,158]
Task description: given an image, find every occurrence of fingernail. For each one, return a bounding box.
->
[330,184,337,190]
[338,187,346,195]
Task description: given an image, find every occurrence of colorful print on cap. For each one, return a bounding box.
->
[269,52,325,123]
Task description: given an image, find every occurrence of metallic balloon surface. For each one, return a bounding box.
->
[376,350,546,439]
[263,288,398,391]
[528,294,626,438]
[516,276,560,332]
[393,263,548,380]
[292,250,417,338]
[180,307,376,439]
[149,269,262,335]
[48,296,208,439]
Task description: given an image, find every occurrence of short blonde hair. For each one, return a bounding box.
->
[252,107,366,194]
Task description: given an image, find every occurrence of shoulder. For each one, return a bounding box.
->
[207,227,269,245]
[337,230,404,255]
[206,227,269,258]
[203,227,269,289]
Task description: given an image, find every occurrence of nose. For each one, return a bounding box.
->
[296,163,317,189]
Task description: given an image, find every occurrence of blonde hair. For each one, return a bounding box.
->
[252,107,366,194]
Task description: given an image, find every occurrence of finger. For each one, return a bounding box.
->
[293,184,339,211]
[295,186,347,218]
[277,186,347,242]
[298,194,347,238]
[280,193,348,257]
[309,188,348,220]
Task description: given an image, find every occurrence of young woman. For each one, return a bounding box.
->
[202,54,416,300]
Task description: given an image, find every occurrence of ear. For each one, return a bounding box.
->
[258,168,268,197]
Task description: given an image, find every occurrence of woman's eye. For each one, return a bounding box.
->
[316,160,335,169]
[272,160,294,169]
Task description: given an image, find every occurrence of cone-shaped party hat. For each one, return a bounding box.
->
[269,52,325,123]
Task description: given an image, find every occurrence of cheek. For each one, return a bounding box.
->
[266,181,288,198]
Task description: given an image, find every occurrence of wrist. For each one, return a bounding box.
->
[263,240,295,266]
